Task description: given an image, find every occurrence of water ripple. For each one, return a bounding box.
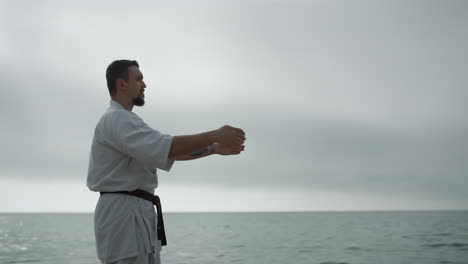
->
[297,247,314,253]
[421,243,468,248]
[231,244,246,248]
[433,233,453,237]
[346,246,361,250]
[5,260,41,263]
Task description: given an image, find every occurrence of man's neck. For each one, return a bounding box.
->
[111,96,134,111]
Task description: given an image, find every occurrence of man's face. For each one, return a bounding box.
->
[125,66,146,106]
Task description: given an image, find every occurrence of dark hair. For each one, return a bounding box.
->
[105,60,139,96]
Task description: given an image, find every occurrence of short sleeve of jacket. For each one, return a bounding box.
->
[110,111,174,171]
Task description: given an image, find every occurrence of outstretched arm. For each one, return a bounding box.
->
[168,125,246,159]
[175,144,216,161]
[175,142,245,161]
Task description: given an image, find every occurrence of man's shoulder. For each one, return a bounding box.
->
[101,107,139,120]
[94,109,145,139]
[100,108,144,128]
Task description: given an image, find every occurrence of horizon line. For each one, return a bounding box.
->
[1,208,467,214]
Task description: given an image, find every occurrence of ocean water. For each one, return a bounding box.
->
[0,211,467,264]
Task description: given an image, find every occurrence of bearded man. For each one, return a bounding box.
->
[87,60,245,264]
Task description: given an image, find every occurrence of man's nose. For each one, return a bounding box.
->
[142,82,147,88]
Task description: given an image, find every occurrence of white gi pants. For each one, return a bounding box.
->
[107,251,160,264]
[105,220,161,264]
[95,194,162,264]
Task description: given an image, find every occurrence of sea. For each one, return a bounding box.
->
[1,211,467,264]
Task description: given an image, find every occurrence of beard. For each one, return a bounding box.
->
[133,92,145,106]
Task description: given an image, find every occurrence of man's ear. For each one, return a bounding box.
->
[116,78,127,92]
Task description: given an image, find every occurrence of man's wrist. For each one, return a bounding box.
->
[211,143,218,155]
[207,129,220,144]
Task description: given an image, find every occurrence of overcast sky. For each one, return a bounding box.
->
[1,0,467,212]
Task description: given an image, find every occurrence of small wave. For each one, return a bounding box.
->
[404,233,453,239]
[423,243,447,248]
[434,233,452,237]
[231,244,245,248]
[451,243,468,248]
[319,262,350,264]
[422,243,468,248]
[297,248,314,253]
[5,260,41,263]
[346,246,361,250]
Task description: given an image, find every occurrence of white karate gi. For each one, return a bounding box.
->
[87,100,174,264]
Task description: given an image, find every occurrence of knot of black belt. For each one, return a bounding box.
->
[100,189,167,246]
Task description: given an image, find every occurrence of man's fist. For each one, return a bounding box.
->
[213,125,246,147]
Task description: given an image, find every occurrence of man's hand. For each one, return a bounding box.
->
[211,125,246,147]
[215,142,245,155]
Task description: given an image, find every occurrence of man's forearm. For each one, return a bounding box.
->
[168,125,246,159]
[175,144,216,161]
[168,131,216,159]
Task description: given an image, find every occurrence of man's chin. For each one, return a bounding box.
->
[133,97,145,107]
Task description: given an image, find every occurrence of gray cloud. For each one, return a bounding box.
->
[1,0,467,209]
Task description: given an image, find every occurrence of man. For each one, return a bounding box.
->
[87,60,246,264]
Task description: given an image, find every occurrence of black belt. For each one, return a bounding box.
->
[100,189,167,246]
